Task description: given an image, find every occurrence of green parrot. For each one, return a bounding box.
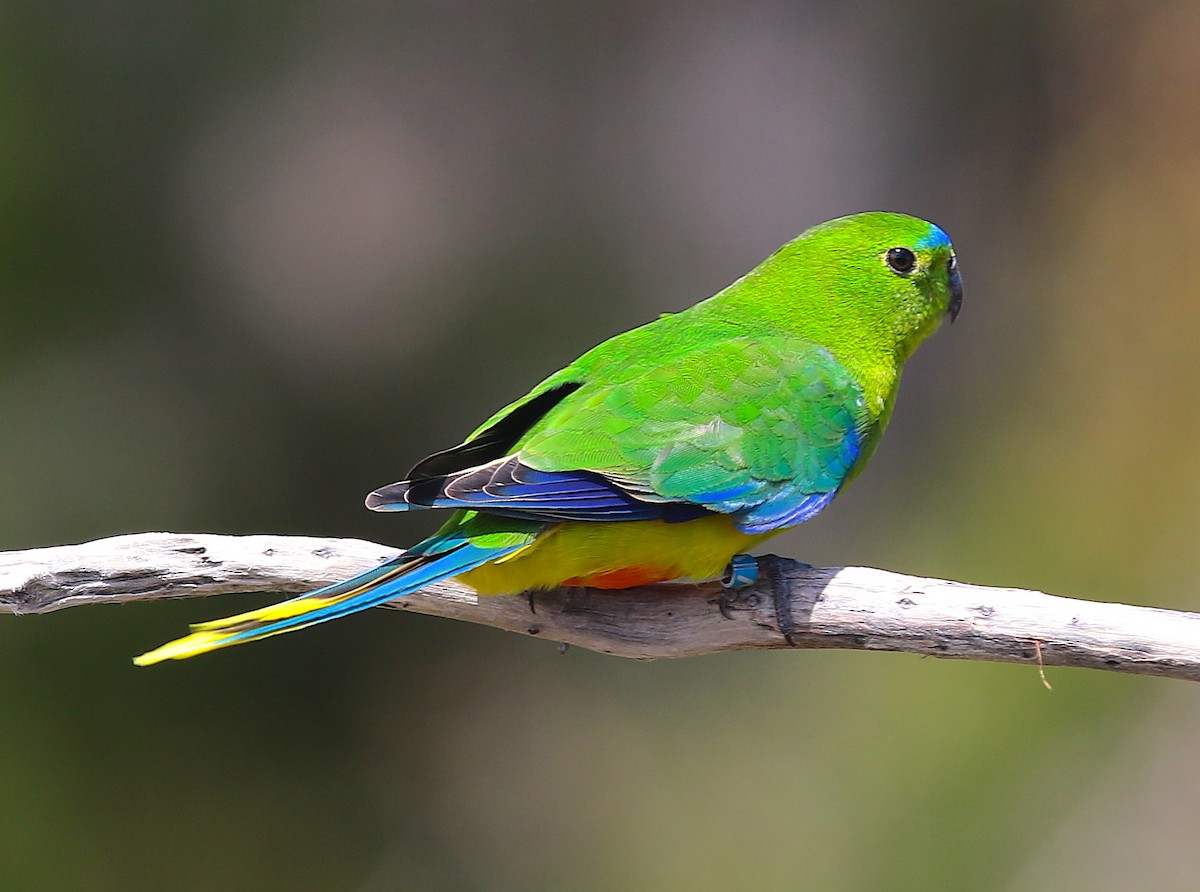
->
[135,211,961,664]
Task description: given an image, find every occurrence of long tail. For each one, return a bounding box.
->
[133,539,521,665]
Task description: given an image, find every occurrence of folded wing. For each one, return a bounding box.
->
[366,337,869,535]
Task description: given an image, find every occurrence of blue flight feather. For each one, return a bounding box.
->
[209,541,522,647]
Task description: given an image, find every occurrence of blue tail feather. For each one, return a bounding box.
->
[133,539,523,664]
[219,542,518,644]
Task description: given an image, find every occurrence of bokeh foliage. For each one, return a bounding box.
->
[2,2,1200,889]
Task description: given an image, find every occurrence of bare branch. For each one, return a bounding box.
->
[2,532,1198,680]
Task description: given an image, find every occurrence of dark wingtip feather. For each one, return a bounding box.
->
[365,482,413,511]
[406,382,583,479]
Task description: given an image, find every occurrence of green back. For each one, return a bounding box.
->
[448,212,959,533]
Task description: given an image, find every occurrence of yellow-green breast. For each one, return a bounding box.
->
[456,514,776,593]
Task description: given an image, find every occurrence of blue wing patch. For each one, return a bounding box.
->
[366,337,869,534]
[366,456,710,523]
[735,490,839,534]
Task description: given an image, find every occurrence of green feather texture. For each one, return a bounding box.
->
[134,212,959,663]
[448,211,959,530]
[521,338,861,515]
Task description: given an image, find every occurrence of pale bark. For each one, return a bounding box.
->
[2,532,1197,679]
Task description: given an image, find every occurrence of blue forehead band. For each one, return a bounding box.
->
[916,224,951,250]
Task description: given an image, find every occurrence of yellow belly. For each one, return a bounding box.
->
[456,514,776,594]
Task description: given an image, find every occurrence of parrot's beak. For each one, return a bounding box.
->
[947,254,962,323]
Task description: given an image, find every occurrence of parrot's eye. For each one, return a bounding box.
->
[885,247,917,275]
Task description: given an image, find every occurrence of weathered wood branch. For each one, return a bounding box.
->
[1,532,1198,680]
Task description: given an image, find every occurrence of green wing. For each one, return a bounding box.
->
[514,336,869,533]
[370,335,871,535]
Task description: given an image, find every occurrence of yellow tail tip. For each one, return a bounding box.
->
[191,597,321,632]
[132,630,235,666]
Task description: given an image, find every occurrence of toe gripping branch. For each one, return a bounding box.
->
[720,553,804,646]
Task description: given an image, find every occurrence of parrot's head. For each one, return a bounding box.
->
[843,211,961,360]
[894,217,962,323]
[744,211,962,366]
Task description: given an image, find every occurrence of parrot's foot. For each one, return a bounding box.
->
[715,554,753,619]
[721,553,760,590]
[719,554,809,646]
[718,553,759,620]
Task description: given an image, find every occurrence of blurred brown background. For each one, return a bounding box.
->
[3,1,1200,889]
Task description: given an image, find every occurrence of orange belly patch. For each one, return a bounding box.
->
[561,566,674,589]
[456,514,777,596]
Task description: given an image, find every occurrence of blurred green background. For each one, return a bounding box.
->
[3,1,1200,889]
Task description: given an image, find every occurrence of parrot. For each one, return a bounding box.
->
[134,211,961,665]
